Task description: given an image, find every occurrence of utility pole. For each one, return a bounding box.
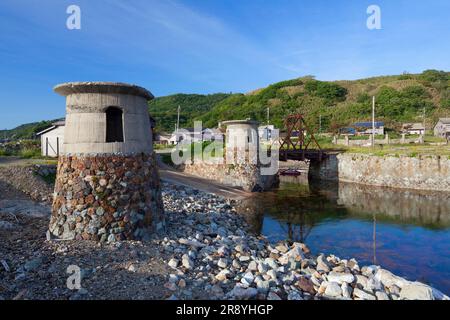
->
[176,105,180,132]
[267,107,270,125]
[422,107,426,133]
[372,96,376,147]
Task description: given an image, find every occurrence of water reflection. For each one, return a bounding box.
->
[237,178,450,294]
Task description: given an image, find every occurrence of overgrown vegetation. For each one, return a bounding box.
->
[0,140,42,159]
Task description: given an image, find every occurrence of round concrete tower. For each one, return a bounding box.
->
[49,82,165,242]
[222,119,260,165]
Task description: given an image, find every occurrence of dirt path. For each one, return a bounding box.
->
[159,167,252,200]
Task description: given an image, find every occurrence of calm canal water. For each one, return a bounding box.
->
[237,176,450,295]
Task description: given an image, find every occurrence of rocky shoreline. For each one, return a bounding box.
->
[0,176,448,300]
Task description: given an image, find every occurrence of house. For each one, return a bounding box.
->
[258,125,276,141]
[36,120,65,157]
[353,121,384,135]
[154,132,172,145]
[169,128,203,145]
[434,118,450,139]
[402,123,425,135]
[339,127,356,135]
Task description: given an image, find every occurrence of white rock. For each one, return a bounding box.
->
[399,283,434,300]
[341,282,352,298]
[168,258,179,269]
[324,282,342,297]
[182,255,194,270]
[240,272,254,286]
[215,269,231,281]
[374,269,410,289]
[247,261,258,271]
[375,291,390,300]
[264,258,278,269]
[316,255,331,273]
[327,271,355,284]
[355,274,368,288]
[239,255,250,262]
[353,288,376,300]
[267,269,277,280]
[232,259,241,269]
[217,258,228,269]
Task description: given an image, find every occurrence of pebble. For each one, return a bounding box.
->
[182,255,194,270]
[240,272,254,286]
[217,258,228,269]
[247,261,258,271]
[168,258,179,269]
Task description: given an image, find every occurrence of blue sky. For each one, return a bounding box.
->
[0,0,449,129]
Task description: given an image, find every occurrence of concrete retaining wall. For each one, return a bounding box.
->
[311,153,450,192]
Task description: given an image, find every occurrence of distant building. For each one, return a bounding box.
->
[434,118,450,139]
[154,132,171,145]
[353,121,384,135]
[339,127,356,135]
[36,120,65,157]
[402,123,425,135]
[258,125,276,141]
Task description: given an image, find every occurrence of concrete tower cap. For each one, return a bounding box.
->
[54,82,154,100]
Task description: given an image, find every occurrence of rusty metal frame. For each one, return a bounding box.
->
[278,114,323,161]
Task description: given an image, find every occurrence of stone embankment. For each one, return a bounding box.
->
[0,164,55,202]
[311,153,450,192]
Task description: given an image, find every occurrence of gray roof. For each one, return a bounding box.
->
[438,118,450,124]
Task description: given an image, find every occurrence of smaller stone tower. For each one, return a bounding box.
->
[49,82,165,242]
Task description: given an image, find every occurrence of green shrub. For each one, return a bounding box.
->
[19,148,41,159]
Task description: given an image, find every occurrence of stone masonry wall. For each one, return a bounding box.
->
[181,162,279,192]
[312,153,450,192]
[49,153,164,241]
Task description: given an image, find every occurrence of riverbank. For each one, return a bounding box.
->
[0,167,448,300]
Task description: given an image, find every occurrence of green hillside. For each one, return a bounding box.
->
[148,93,232,132]
[150,70,449,133]
[0,119,61,140]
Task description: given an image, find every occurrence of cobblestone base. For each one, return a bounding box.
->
[49,153,165,241]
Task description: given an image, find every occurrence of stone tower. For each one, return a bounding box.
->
[49,82,165,242]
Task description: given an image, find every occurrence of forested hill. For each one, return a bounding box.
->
[149,69,449,133]
[0,119,61,140]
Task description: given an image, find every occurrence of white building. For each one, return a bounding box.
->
[36,120,65,157]
[434,118,450,139]
[258,125,276,141]
[402,123,425,135]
